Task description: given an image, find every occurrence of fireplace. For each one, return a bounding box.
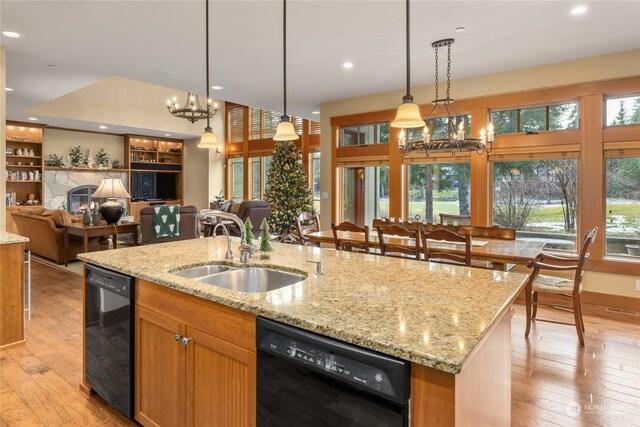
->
[67,185,99,214]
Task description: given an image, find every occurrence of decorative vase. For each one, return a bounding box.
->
[98,199,125,225]
[82,209,91,225]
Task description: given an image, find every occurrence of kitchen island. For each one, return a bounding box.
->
[79,237,528,426]
[0,231,28,351]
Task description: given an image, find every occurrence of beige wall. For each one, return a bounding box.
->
[320,49,640,299]
[1,45,6,232]
[44,128,124,164]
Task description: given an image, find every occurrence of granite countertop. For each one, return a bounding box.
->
[0,231,29,245]
[79,237,528,374]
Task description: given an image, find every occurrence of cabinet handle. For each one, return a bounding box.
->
[182,337,191,346]
[174,334,182,342]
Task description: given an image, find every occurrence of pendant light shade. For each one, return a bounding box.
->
[273,116,298,141]
[273,0,299,142]
[198,126,218,148]
[390,0,425,130]
[391,95,425,128]
[199,0,219,149]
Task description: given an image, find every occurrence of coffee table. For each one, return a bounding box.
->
[63,222,139,266]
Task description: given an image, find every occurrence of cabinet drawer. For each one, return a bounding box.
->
[136,279,256,351]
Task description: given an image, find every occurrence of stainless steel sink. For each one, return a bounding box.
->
[173,264,235,279]
[197,268,306,293]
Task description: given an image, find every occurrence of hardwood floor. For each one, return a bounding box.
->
[1,260,638,426]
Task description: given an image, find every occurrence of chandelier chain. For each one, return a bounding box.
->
[434,45,439,101]
[446,42,452,100]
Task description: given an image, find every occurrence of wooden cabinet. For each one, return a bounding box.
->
[135,280,256,427]
[0,242,25,350]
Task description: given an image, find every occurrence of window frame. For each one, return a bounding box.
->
[491,101,580,135]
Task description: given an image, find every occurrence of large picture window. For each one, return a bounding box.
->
[407,163,470,223]
[251,157,261,200]
[230,157,244,202]
[606,157,640,257]
[492,159,578,249]
[341,166,389,227]
[605,95,640,127]
[310,152,321,214]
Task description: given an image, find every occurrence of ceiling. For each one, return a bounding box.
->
[2,0,639,137]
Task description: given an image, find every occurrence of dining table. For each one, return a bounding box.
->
[305,229,547,269]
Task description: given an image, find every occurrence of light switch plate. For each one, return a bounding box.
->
[321,192,329,200]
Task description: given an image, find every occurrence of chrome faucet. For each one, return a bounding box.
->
[212,223,233,260]
[202,210,257,263]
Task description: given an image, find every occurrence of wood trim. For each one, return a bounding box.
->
[0,340,26,351]
[388,127,403,219]
[0,242,25,348]
[136,279,256,351]
[603,124,640,143]
[331,126,338,224]
[336,144,389,159]
[491,129,580,148]
[470,108,489,226]
[330,110,393,127]
[585,257,640,276]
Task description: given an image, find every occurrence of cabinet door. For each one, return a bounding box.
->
[185,326,256,427]
[136,307,186,427]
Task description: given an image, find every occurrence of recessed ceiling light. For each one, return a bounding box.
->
[99,125,108,129]
[164,133,172,137]
[5,87,14,92]
[211,85,224,90]
[2,31,25,39]
[311,111,320,115]
[27,117,38,121]
[47,64,57,69]
[343,62,354,69]
[455,26,465,33]
[571,5,587,15]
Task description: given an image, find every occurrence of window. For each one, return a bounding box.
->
[226,104,245,143]
[249,108,281,140]
[310,152,321,214]
[606,157,640,257]
[492,103,579,134]
[251,157,261,200]
[263,156,272,194]
[605,95,640,126]
[492,159,578,250]
[230,157,244,202]
[341,166,389,227]
[407,163,471,222]
[339,123,389,146]
[310,121,320,135]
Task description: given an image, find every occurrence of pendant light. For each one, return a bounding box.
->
[198,0,219,149]
[273,0,299,141]
[390,0,425,129]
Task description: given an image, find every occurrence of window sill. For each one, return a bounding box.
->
[585,256,640,276]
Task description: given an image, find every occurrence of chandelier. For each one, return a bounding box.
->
[166,92,218,124]
[398,38,494,157]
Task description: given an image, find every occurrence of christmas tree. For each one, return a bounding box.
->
[259,218,273,252]
[265,140,313,237]
[244,217,255,244]
[69,146,83,167]
[95,148,111,168]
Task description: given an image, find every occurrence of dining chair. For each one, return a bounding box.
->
[331,221,370,254]
[296,212,321,247]
[376,225,420,260]
[421,228,471,266]
[524,227,598,345]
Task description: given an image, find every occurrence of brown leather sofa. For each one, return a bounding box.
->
[139,205,200,245]
[226,201,271,236]
[12,207,102,264]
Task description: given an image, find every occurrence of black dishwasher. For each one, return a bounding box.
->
[84,264,135,419]
[257,317,411,427]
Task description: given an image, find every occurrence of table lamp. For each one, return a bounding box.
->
[93,177,131,225]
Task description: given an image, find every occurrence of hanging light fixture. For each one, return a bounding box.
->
[390,0,426,130]
[166,92,217,124]
[273,0,299,141]
[197,0,219,148]
[398,39,494,157]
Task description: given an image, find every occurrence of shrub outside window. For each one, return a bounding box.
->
[606,157,640,257]
[407,163,471,222]
[492,159,578,250]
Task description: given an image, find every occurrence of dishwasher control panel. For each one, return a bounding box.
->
[262,330,395,398]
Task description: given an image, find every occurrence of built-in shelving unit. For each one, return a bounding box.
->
[5,122,45,207]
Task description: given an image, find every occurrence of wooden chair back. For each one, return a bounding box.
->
[331,221,370,254]
[376,225,421,259]
[422,229,471,266]
[573,227,598,289]
[372,219,516,241]
[296,212,320,246]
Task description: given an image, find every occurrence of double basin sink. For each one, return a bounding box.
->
[172,264,306,293]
